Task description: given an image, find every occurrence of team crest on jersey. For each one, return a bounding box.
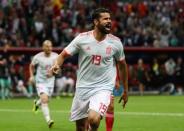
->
[106,46,112,55]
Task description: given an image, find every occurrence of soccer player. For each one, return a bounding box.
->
[51,8,128,131]
[105,95,115,131]
[29,40,58,128]
[106,64,121,131]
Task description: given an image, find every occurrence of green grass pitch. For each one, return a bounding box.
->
[0,96,184,131]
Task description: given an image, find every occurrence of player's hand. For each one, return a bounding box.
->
[46,70,53,78]
[50,64,60,75]
[115,80,120,90]
[119,91,128,109]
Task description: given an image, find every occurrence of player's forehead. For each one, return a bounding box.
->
[43,40,52,47]
[99,12,111,19]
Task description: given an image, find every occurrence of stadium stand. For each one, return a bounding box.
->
[0,0,184,47]
[0,0,184,98]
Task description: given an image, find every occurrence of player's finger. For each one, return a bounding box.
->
[54,67,61,75]
[123,96,128,109]
[56,70,60,74]
[123,101,127,109]
[53,69,59,74]
[51,66,58,74]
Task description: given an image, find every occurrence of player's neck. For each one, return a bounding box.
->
[93,29,107,42]
[44,53,51,57]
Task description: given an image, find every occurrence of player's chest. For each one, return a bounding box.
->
[38,57,54,68]
[80,42,115,65]
[80,43,114,57]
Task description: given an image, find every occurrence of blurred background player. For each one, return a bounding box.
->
[105,64,123,131]
[51,8,128,131]
[29,40,58,128]
[105,86,119,131]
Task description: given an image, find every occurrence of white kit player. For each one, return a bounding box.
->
[29,40,58,128]
[51,8,128,131]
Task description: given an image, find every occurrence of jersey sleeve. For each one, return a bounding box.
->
[64,34,81,56]
[114,40,125,61]
[53,53,59,59]
[31,55,39,66]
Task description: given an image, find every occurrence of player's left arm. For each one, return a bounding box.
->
[117,59,128,109]
[114,39,128,109]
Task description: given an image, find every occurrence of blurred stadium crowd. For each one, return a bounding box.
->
[0,0,184,99]
[0,0,184,47]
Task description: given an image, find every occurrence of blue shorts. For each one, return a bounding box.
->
[113,85,124,96]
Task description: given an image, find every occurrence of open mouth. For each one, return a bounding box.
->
[105,24,111,30]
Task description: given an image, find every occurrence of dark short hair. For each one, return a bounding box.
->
[91,8,111,21]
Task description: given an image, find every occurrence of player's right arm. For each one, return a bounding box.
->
[51,34,80,74]
[29,55,38,84]
[51,50,70,74]
[29,62,35,84]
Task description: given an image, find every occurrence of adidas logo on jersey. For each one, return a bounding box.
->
[86,46,91,50]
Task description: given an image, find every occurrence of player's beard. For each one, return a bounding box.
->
[98,23,111,34]
[44,50,51,56]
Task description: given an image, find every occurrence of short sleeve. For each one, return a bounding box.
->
[53,53,59,59]
[31,55,39,65]
[114,41,125,61]
[64,34,81,56]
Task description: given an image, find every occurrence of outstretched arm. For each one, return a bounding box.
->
[117,59,128,109]
[51,50,70,74]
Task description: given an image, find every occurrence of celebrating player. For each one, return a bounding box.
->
[51,8,128,131]
[29,40,58,128]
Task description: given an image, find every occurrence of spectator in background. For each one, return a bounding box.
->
[152,57,176,95]
[149,58,161,90]
[159,64,175,95]
[55,63,76,97]
[0,45,12,99]
[165,58,176,83]
[175,57,184,95]
[0,0,184,48]
[10,66,32,98]
[128,65,138,92]
[134,58,150,95]
[149,58,175,95]
[169,34,179,47]
[16,79,31,98]
[159,29,170,47]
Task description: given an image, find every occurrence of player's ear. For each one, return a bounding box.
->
[94,19,98,26]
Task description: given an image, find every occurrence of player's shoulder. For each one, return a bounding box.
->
[73,31,93,42]
[32,52,44,62]
[107,34,121,42]
[51,52,58,56]
[51,52,58,58]
[78,30,93,38]
[107,34,123,48]
[34,52,44,58]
